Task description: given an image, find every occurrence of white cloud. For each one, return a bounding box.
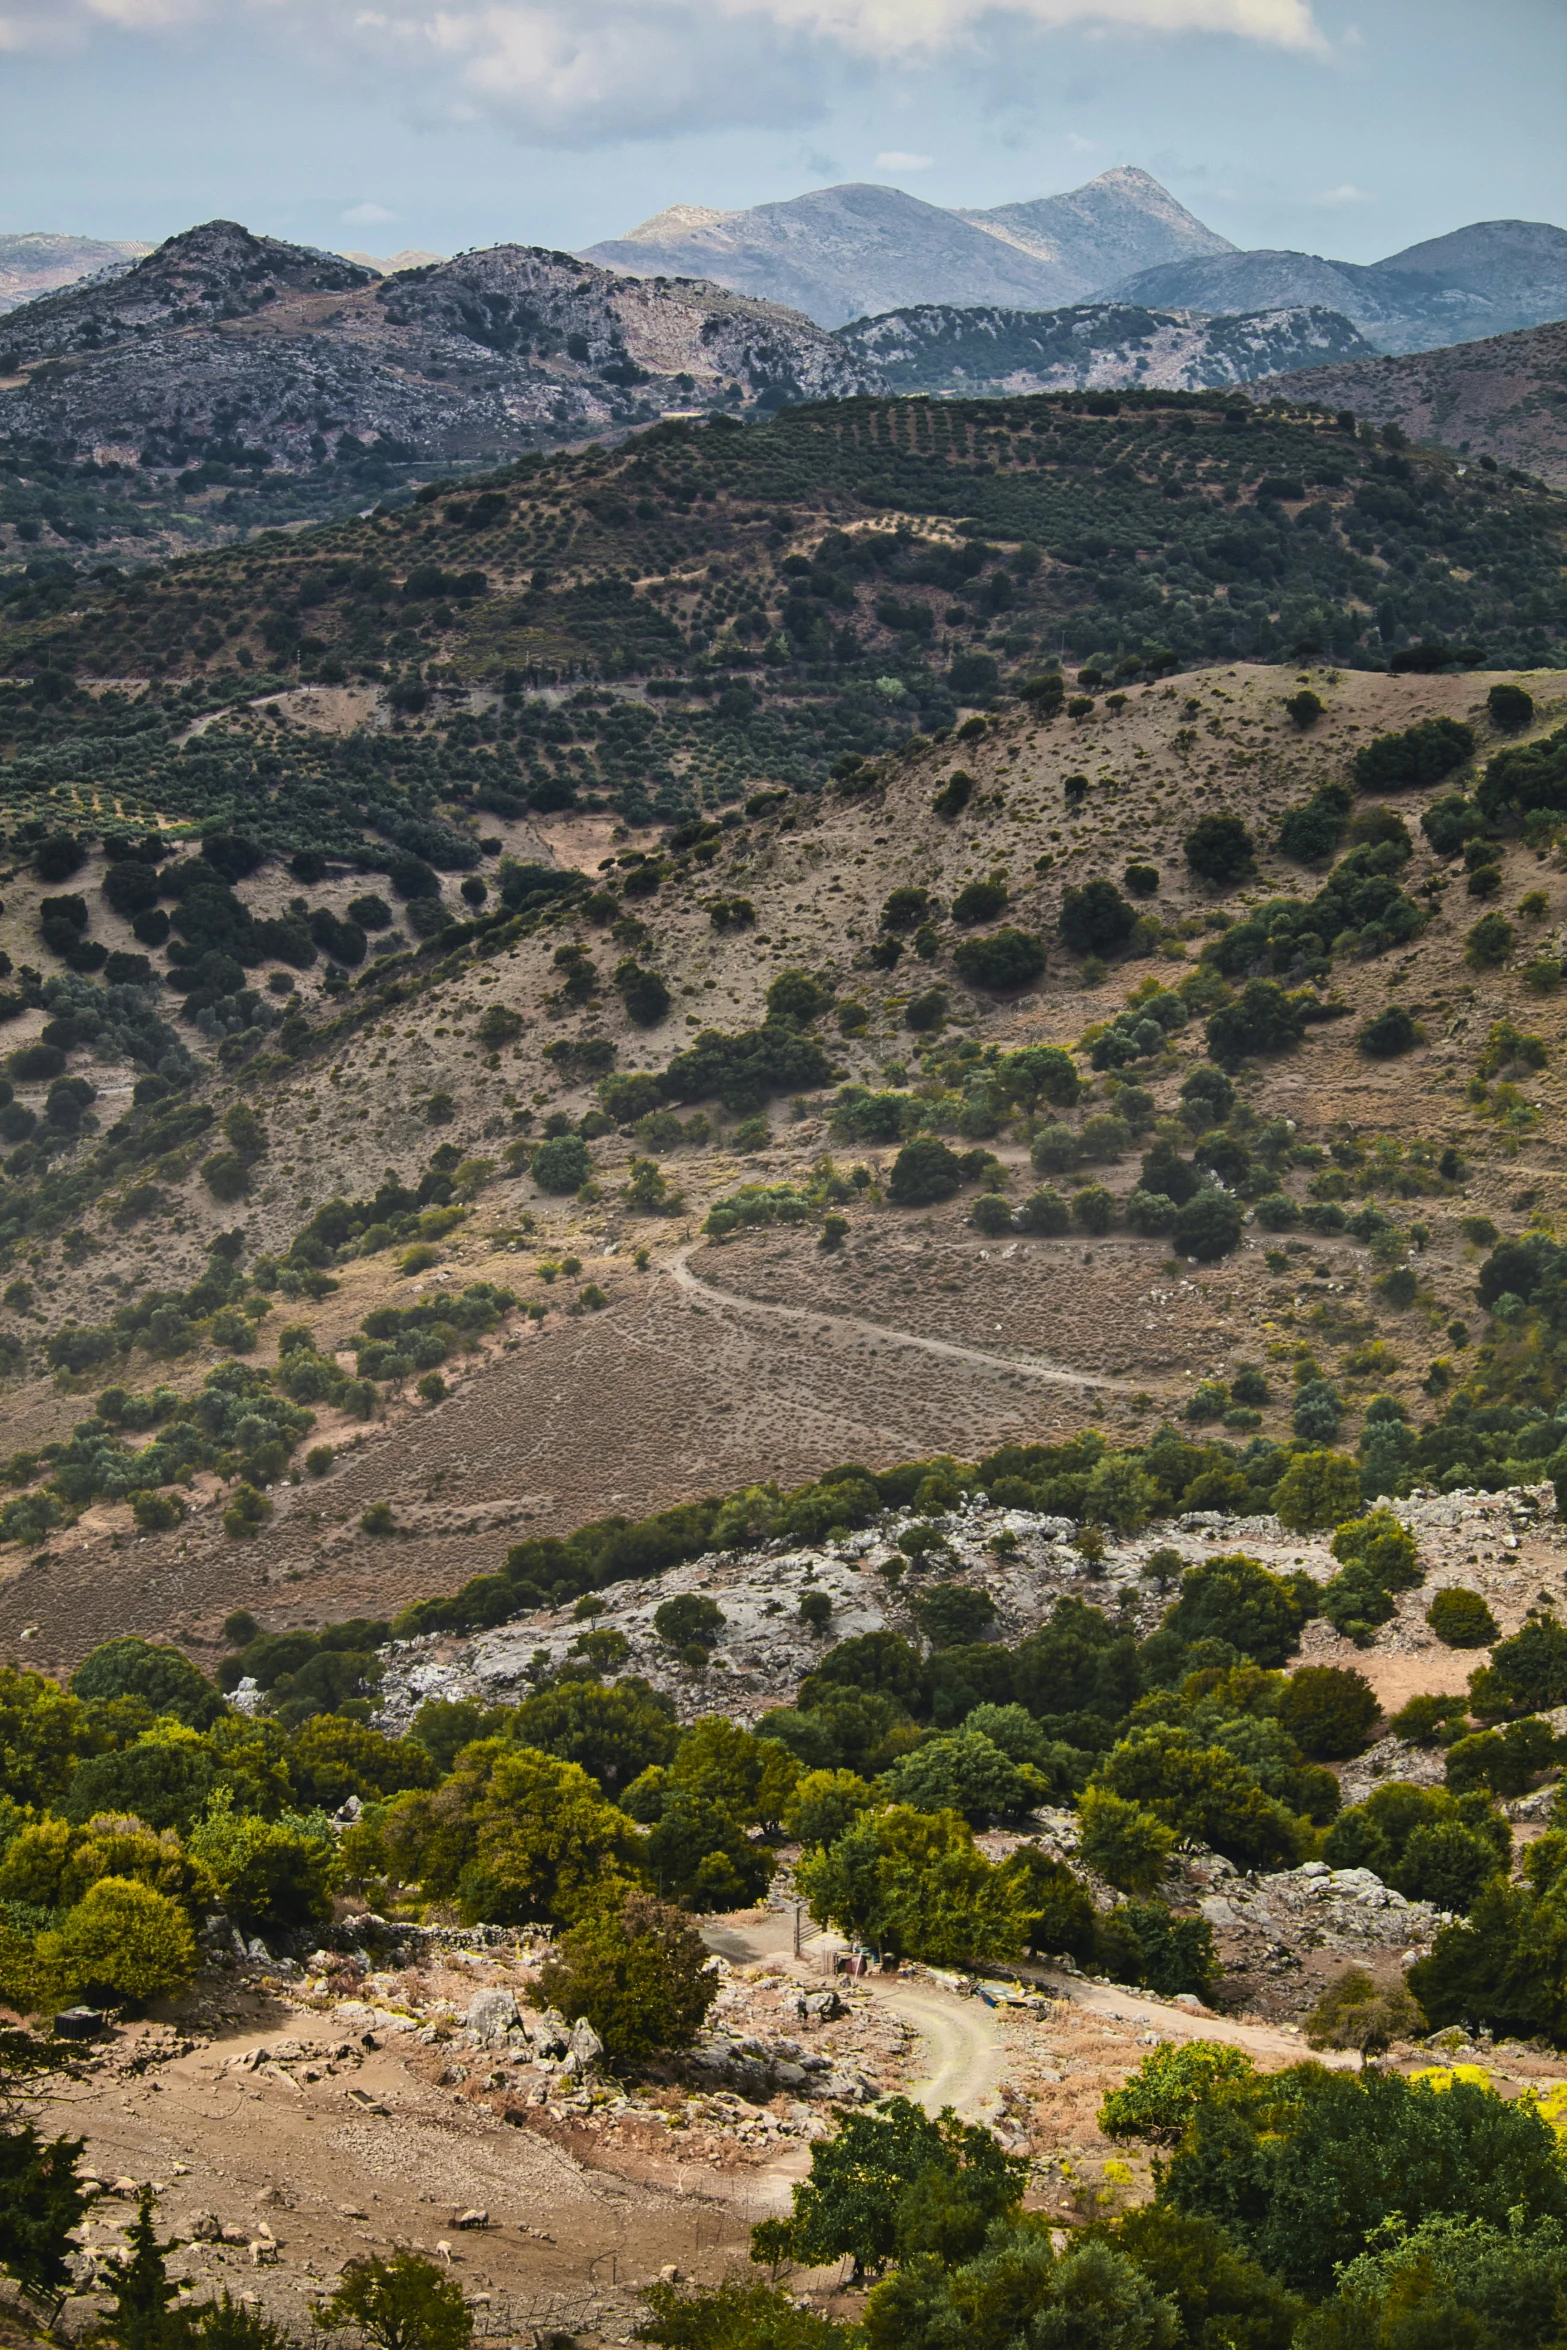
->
[1316,180,1371,203]
[0,0,1329,133]
[876,148,934,169]
[342,200,397,222]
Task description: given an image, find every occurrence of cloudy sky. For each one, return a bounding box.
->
[3,0,1563,265]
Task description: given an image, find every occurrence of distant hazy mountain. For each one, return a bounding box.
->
[0,232,153,317]
[955,167,1234,297]
[339,247,447,274]
[1257,317,1567,489]
[582,168,1229,328]
[836,300,1374,395]
[0,219,877,472]
[1112,220,1567,356]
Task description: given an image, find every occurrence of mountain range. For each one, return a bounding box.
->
[584,170,1567,358]
[583,167,1232,328]
[0,218,867,473]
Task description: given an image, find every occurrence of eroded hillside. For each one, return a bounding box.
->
[0,653,1562,1668]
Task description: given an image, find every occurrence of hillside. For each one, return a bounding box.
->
[1113,220,1567,357]
[0,220,875,571]
[834,302,1374,396]
[1258,318,1567,491]
[4,389,1564,766]
[0,389,1561,1676]
[0,230,152,314]
[0,638,1562,1681]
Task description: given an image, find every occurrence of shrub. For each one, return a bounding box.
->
[536,1891,717,2063]
[1018,1187,1070,1235]
[951,928,1046,992]
[1165,1553,1303,1668]
[1359,1004,1418,1057]
[653,1593,725,1650]
[1071,1184,1114,1235]
[1100,2040,1257,2140]
[1184,814,1253,886]
[1277,1665,1380,1759]
[1124,862,1159,897]
[531,1134,591,1193]
[1253,1193,1301,1231]
[1488,683,1534,730]
[1466,912,1515,969]
[766,969,834,1024]
[1428,1587,1500,1648]
[1285,688,1325,729]
[201,1152,249,1203]
[1059,880,1135,957]
[1174,1190,1243,1261]
[888,1135,963,1205]
[1304,1966,1423,2059]
[42,1875,197,2005]
[222,1483,273,1539]
[1354,717,1476,793]
[951,878,1008,926]
[1273,1450,1363,1533]
[970,1191,1013,1236]
[475,1005,523,1049]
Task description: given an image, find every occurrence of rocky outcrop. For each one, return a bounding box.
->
[0,220,878,470]
[834,299,1375,395]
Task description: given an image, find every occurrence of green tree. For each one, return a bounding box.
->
[1100,2040,1257,2142]
[652,1593,726,1650]
[1164,1554,1303,1669]
[0,2116,90,2316]
[1094,1727,1310,1872]
[880,1730,1044,1823]
[639,2277,850,2348]
[506,1676,678,1793]
[536,1891,716,2064]
[382,1743,642,1925]
[1076,1787,1177,1894]
[756,2096,1027,2280]
[530,1134,591,1192]
[796,1804,1029,1966]
[69,1638,223,1731]
[1108,2206,1303,2349]
[1466,911,1515,969]
[1185,815,1253,886]
[1273,1450,1363,1533]
[187,1796,340,1932]
[861,2222,1179,2350]
[315,2252,472,2350]
[40,1877,197,2005]
[784,1769,877,1848]
[1276,1665,1380,1760]
[1162,2062,1567,2298]
[1060,880,1135,957]
[888,1135,963,1205]
[1173,1190,1243,1261]
[1083,1452,1159,1534]
[910,1583,996,1650]
[102,2188,181,2350]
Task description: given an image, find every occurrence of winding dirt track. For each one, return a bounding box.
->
[667,1246,1148,1398]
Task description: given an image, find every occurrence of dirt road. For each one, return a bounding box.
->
[668,1245,1147,1399]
